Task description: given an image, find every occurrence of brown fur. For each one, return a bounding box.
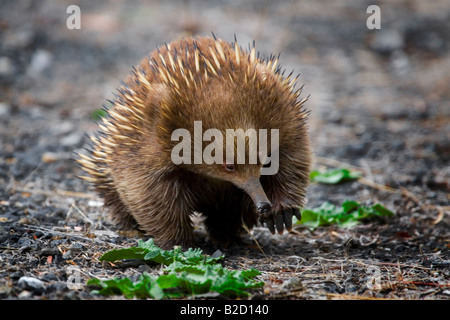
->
[77,36,312,249]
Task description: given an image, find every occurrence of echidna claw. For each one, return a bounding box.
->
[259,207,301,235]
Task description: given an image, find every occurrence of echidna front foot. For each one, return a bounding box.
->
[260,207,302,235]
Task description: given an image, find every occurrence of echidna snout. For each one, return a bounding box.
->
[239,176,272,217]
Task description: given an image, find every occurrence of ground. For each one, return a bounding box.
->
[0,0,449,300]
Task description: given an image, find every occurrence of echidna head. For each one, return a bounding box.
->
[154,36,306,217]
[169,109,278,217]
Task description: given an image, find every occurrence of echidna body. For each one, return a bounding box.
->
[78,36,312,249]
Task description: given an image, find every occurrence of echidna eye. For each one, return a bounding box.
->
[224,163,235,172]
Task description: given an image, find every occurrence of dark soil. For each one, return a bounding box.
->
[0,1,448,300]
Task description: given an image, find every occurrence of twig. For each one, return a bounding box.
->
[358,176,400,194]
[66,201,95,225]
[400,281,450,288]
[400,187,449,224]
[23,225,105,244]
[360,159,374,183]
[358,261,430,271]
[326,293,399,300]
[55,189,95,199]
[313,156,362,172]
[0,246,19,251]
[241,219,269,260]
[310,257,431,271]
[11,185,95,199]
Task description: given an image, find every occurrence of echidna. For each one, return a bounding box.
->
[77,35,312,249]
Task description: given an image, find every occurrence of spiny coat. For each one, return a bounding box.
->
[77,36,312,249]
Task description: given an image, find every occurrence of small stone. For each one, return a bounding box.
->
[138,264,152,273]
[39,247,60,256]
[0,102,11,117]
[60,133,83,147]
[211,249,224,259]
[0,286,11,299]
[18,276,44,291]
[0,56,15,76]
[62,251,73,260]
[27,49,53,76]
[42,272,58,282]
[69,242,85,253]
[18,217,38,225]
[18,246,33,254]
[10,270,24,280]
[18,290,32,299]
[370,29,404,54]
[281,277,303,290]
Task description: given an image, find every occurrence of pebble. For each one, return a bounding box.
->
[18,276,44,291]
[60,132,83,147]
[27,49,53,76]
[0,102,11,117]
[69,242,86,253]
[0,57,14,77]
[281,277,303,290]
[369,29,404,54]
[39,247,60,257]
[10,270,24,280]
[62,242,86,260]
[18,246,33,254]
[0,286,11,299]
[3,30,33,50]
[18,290,32,299]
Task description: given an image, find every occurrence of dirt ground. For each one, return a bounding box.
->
[0,0,449,300]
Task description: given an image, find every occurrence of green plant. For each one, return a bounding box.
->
[90,108,108,121]
[87,239,263,299]
[310,168,362,184]
[295,200,394,229]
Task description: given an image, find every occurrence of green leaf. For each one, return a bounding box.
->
[98,239,223,266]
[310,168,362,184]
[99,247,148,262]
[371,203,395,217]
[242,268,262,279]
[342,200,360,213]
[295,201,395,229]
[91,109,108,121]
[87,274,165,299]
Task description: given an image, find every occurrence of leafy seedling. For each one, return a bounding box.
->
[99,238,222,266]
[88,239,263,299]
[310,168,362,184]
[295,200,394,229]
